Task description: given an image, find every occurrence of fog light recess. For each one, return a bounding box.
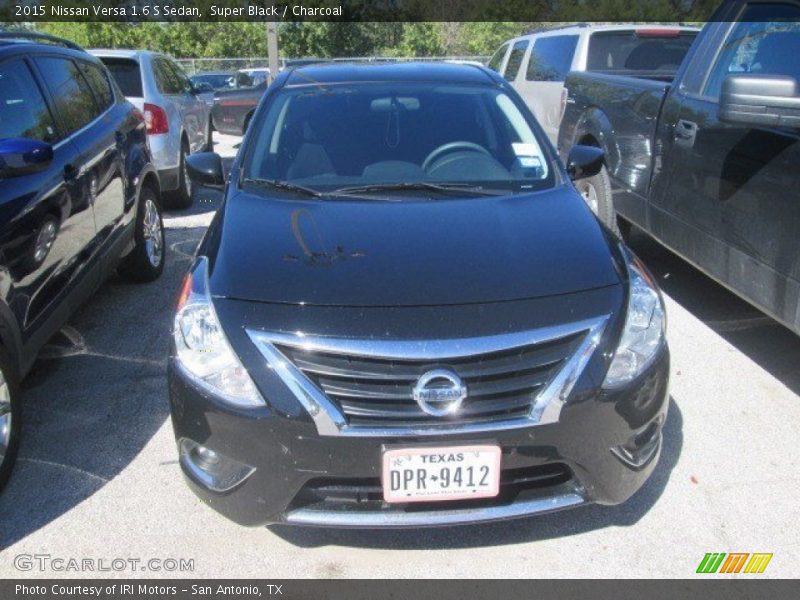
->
[179,438,255,492]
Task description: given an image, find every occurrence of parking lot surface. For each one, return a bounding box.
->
[0,133,798,578]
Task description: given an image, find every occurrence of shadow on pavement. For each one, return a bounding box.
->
[626,230,800,396]
[270,397,682,550]
[0,225,208,549]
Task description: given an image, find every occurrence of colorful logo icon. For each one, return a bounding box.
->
[696,553,773,574]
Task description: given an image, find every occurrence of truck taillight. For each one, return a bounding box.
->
[143,103,169,135]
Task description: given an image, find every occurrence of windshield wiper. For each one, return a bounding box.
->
[331,182,509,197]
[242,178,324,198]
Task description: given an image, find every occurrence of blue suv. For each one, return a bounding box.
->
[0,32,166,490]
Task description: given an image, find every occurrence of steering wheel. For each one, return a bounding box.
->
[422,141,491,172]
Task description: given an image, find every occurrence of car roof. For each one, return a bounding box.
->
[88,49,158,59]
[512,23,700,43]
[0,39,103,64]
[284,61,498,87]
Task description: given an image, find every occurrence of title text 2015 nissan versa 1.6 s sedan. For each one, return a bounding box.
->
[168,63,669,527]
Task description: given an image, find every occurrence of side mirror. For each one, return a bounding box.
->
[0,138,54,178]
[566,145,604,181]
[720,74,800,127]
[186,152,225,187]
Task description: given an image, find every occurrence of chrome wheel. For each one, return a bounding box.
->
[33,220,57,264]
[0,370,11,466]
[143,198,163,268]
[578,181,599,214]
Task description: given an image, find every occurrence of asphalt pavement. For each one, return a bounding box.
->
[0,133,797,578]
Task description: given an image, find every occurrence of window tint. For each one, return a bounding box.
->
[0,59,57,142]
[166,59,191,93]
[79,61,114,110]
[503,40,529,81]
[526,35,579,81]
[487,43,509,72]
[154,58,183,95]
[35,57,101,136]
[587,31,696,73]
[704,4,800,98]
[98,57,143,97]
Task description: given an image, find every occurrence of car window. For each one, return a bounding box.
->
[98,57,143,97]
[487,43,509,72]
[503,40,529,81]
[153,58,183,95]
[586,31,696,74]
[167,60,192,93]
[527,35,579,81]
[704,4,800,98]
[244,82,553,194]
[35,57,102,136]
[0,59,58,142]
[79,61,114,110]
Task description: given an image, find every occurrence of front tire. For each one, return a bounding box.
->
[118,185,165,283]
[0,348,21,493]
[168,142,193,209]
[575,164,620,236]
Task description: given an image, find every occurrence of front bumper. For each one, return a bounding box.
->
[168,340,670,528]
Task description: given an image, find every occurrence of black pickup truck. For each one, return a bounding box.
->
[558,0,800,336]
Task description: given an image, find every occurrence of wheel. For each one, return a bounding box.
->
[575,163,620,236]
[23,214,59,271]
[203,118,214,152]
[0,347,21,493]
[118,185,165,283]
[168,141,193,209]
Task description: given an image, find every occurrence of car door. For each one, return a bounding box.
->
[515,34,579,145]
[0,56,96,338]
[35,56,128,263]
[163,58,207,152]
[655,2,800,326]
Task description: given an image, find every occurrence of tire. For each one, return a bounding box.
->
[118,185,165,283]
[0,347,21,493]
[574,163,620,237]
[203,118,214,152]
[168,141,193,209]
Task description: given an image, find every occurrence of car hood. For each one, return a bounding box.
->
[207,185,621,307]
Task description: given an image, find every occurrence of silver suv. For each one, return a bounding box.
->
[90,49,211,208]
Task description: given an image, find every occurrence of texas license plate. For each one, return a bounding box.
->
[382,444,501,503]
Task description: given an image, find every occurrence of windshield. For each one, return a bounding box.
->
[243,82,554,195]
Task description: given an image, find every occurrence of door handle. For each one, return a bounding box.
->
[674,119,698,144]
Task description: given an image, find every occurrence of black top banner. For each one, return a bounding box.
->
[1,0,722,23]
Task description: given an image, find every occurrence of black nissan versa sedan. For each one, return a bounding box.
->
[168,62,669,527]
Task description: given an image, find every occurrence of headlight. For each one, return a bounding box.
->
[173,257,264,407]
[603,254,666,389]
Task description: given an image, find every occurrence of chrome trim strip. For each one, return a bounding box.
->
[246,315,609,438]
[249,317,605,360]
[285,486,587,528]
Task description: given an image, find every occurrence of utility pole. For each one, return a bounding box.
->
[267,22,279,84]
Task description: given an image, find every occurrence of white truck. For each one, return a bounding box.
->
[487,24,699,144]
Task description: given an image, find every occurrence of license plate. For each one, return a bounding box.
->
[382,444,501,503]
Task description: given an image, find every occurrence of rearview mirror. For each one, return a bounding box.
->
[0,138,54,178]
[720,74,800,127]
[566,145,604,181]
[186,152,225,187]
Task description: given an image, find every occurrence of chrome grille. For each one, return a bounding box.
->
[275,330,584,428]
